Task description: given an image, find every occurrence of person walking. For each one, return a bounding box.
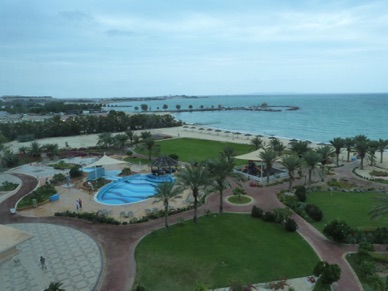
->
[40,256,47,270]
[78,198,83,210]
[75,200,80,211]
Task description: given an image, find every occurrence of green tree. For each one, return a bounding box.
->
[343,137,354,162]
[269,138,286,155]
[44,281,65,291]
[353,134,369,170]
[113,133,129,150]
[153,182,182,228]
[290,140,310,158]
[140,104,148,111]
[188,104,193,110]
[250,137,264,151]
[207,156,243,214]
[163,104,168,110]
[303,150,322,184]
[125,130,138,146]
[96,132,113,148]
[175,104,181,110]
[259,148,279,184]
[175,163,213,223]
[141,138,160,160]
[315,145,335,182]
[28,141,43,157]
[377,138,388,164]
[329,137,345,167]
[367,140,379,166]
[44,143,59,159]
[232,187,247,201]
[140,131,152,141]
[219,145,235,162]
[280,154,302,191]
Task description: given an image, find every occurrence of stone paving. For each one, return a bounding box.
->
[0,223,103,291]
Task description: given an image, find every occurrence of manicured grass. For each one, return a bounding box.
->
[227,195,252,204]
[306,191,387,231]
[134,213,319,291]
[156,138,251,163]
[123,156,151,165]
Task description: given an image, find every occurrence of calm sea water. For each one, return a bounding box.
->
[109,94,388,143]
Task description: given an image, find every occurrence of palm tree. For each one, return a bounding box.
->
[207,156,243,214]
[367,140,379,166]
[377,138,388,164]
[44,281,65,291]
[303,150,322,184]
[344,137,354,162]
[28,141,42,157]
[369,194,388,220]
[259,148,279,184]
[175,163,213,223]
[153,182,182,228]
[44,143,59,159]
[353,135,369,170]
[280,154,302,191]
[140,131,152,141]
[113,133,129,150]
[315,145,335,182]
[250,137,264,151]
[290,141,310,158]
[220,145,235,162]
[96,132,113,148]
[269,138,286,155]
[329,137,345,167]
[125,130,138,146]
[141,138,160,160]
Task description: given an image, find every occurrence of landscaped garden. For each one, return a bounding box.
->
[134,213,320,291]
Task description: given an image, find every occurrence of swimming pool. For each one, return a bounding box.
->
[95,174,175,205]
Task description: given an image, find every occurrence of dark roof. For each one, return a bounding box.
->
[151,156,178,168]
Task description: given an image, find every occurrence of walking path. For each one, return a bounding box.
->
[1,161,388,290]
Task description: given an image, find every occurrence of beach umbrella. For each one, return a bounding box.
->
[207,128,213,133]
[198,128,205,131]
[256,134,264,137]
[317,142,327,146]
[224,131,231,135]
[244,133,252,139]
[269,136,277,140]
[183,125,189,128]
[290,139,298,142]
[215,129,222,135]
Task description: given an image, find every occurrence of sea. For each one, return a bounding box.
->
[107,93,388,144]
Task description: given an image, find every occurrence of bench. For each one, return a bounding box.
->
[49,193,59,202]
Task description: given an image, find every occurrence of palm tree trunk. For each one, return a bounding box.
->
[193,192,198,223]
[288,176,293,192]
[347,150,350,162]
[336,154,339,167]
[308,169,312,184]
[164,205,169,228]
[380,152,384,164]
[266,166,271,184]
[360,157,364,170]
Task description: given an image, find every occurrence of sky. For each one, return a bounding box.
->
[1,0,388,98]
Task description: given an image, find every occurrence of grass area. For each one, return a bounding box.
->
[134,213,319,291]
[227,195,252,204]
[306,191,387,231]
[123,156,151,165]
[156,138,251,164]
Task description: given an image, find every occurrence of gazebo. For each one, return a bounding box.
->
[151,156,178,175]
[84,154,129,180]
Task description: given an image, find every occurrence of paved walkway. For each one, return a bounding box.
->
[1,160,388,290]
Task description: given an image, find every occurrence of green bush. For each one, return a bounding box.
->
[272,208,293,224]
[285,218,298,232]
[50,173,66,185]
[18,184,57,208]
[305,204,323,221]
[120,167,132,176]
[251,205,263,218]
[323,219,352,243]
[313,261,341,286]
[295,185,306,202]
[168,153,179,161]
[262,211,276,222]
[0,181,19,191]
[359,241,375,252]
[69,165,82,178]
[17,134,35,142]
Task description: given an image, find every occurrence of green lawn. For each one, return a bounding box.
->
[134,213,319,291]
[306,191,387,231]
[156,138,251,163]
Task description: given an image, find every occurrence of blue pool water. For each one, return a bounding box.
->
[95,174,175,205]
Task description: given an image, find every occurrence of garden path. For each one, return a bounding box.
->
[2,161,388,290]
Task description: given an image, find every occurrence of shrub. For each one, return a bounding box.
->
[50,173,66,185]
[313,261,341,285]
[262,211,276,222]
[305,204,323,221]
[272,208,293,224]
[285,218,298,232]
[17,134,35,142]
[359,259,376,277]
[120,167,132,176]
[372,227,388,244]
[169,153,179,161]
[0,181,19,191]
[18,184,57,208]
[126,151,133,156]
[295,185,306,202]
[323,219,352,243]
[359,241,375,252]
[69,165,82,178]
[251,205,263,218]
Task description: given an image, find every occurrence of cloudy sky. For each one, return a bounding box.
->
[1,0,388,98]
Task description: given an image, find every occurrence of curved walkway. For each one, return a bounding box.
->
[1,162,387,290]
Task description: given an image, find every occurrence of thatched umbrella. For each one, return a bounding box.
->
[215,129,222,135]
[151,156,178,175]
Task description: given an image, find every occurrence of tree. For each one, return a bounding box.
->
[44,281,65,291]
[188,105,193,110]
[207,156,243,214]
[290,140,310,158]
[175,163,213,223]
[140,131,152,141]
[250,137,264,151]
[269,138,286,155]
[232,187,247,201]
[280,155,302,191]
[303,150,322,184]
[153,182,182,228]
[175,104,181,110]
[96,132,113,148]
[163,104,168,110]
[219,145,235,162]
[367,140,379,166]
[313,261,341,286]
[377,138,388,164]
[44,143,59,159]
[125,130,138,146]
[140,104,148,111]
[353,134,369,170]
[141,138,160,160]
[343,137,354,162]
[329,137,345,167]
[259,148,278,184]
[315,145,335,182]
[113,133,129,150]
[28,141,43,157]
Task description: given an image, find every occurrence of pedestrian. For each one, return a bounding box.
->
[75,199,80,211]
[40,256,47,270]
[78,198,82,209]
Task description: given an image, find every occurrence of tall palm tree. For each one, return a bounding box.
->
[259,148,279,184]
[303,150,322,184]
[329,137,345,167]
[220,145,235,162]
[280,154,302,191]
[125,130,138,146]
[153,182,182,228]
[344,137,354,162]
[44,143,59,159]
[269,138,286,155]
[377,138,388,164]
[290,141,310,158]
[141,138,161,160]
[367,140,379,166]
[250,137,264,151]
[315,145,335,182]
[353,135,369,170]
[96,132,113,148]
[207,156,243,214]
[28,141,42,157]
[113,133,129,150]
[140,131,152,140]
[175,163,213,223]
